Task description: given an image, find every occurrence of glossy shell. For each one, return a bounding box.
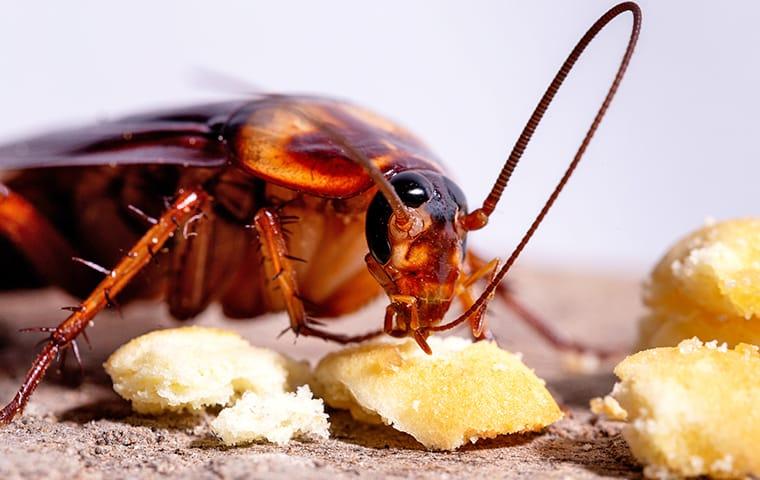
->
[227,96,443,198]
[0,95,445,199]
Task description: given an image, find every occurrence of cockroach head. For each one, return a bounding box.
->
[364,171,469,322]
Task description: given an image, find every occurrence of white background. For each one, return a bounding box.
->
[1,1,756,275]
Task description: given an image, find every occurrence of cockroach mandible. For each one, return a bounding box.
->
[0,3,641,423]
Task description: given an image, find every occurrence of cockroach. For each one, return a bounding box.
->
[0,3,641,423]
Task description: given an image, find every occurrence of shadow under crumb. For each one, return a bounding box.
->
[327,409,542,453]
[539,416,642,479]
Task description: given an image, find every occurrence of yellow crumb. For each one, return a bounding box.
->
[561,350,602,374]
[600,338,759,478]
[639,218,760,350]
[313,337,562,450]
[211,386,329,446]
[104,326,309,414]
[589,395,627,421]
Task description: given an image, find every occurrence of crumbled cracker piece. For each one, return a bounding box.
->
[313,337,562,450]
[211,386,329,446]
[599,338,759,478]
[589,395,627,421]
[639,218,760,349]
[104,326,308,414]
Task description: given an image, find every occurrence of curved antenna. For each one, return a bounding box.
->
[433,2,642,333]
[283,104,414,229]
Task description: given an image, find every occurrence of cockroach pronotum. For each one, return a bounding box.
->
[0,3,641,423]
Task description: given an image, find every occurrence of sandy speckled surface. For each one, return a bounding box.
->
[0,267,645,479]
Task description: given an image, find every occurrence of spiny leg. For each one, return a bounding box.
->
[0,188,208,424]
[467,251,616,358]
[253,207,383,345]
[457,257,500,341]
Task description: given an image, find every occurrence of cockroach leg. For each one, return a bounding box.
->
[253,207,309,337]
[457,257,500,340]
[0,188,208,424]
[253,207,383,344]
[467,252,618,358]
[295,324,384,344]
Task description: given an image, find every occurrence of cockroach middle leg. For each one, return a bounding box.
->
[253,207,309,335]
[254,207,383,344]
[467,252,617,358]
[0,188,208,424]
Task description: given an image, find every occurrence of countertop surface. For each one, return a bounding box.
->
[0,266,646,479]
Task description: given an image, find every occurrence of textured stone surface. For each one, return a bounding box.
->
[0,266,645,479]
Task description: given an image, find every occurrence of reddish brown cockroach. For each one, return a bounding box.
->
[0,3,641,423]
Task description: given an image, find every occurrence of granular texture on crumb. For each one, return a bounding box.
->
[211,385,329,446]
[597,338,759,479]
[313,337,562,450]
[104,326,309,414]
[639,218,760,349]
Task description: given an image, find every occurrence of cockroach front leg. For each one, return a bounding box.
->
[253,208,383,344]
[467,251,617,358]
[457,257,500,341]
[0,188,208,424]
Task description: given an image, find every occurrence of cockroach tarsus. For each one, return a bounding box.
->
[0,3,641,423]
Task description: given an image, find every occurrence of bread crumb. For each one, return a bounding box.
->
[677,337,702,354]
[589,394,627,421]
[599,340,759,478]
[313,337,562,450]
[211,386,329,446]
[104,326,309,414]
[638,218,760,350]
[561,350,601,373]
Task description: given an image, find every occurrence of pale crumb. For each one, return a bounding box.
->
[411,400,420,412]
[643,464,676,480]
[211,386,329,446]
[736,342,759,360]
[589,395,627,421]
[561,351,601,373]
[602,342,759,478]
[104,326,310,414]
[711,454,734,473]
[638,218,760,351]
[704,339,728,352]
[677,337,703,354]
[688,455,704,472]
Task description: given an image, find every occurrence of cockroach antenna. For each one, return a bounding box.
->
[438,2,642,332]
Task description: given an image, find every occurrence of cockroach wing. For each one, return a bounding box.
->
[0,101,248,170]
[0,95,443,198]
[227,96,444,198]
